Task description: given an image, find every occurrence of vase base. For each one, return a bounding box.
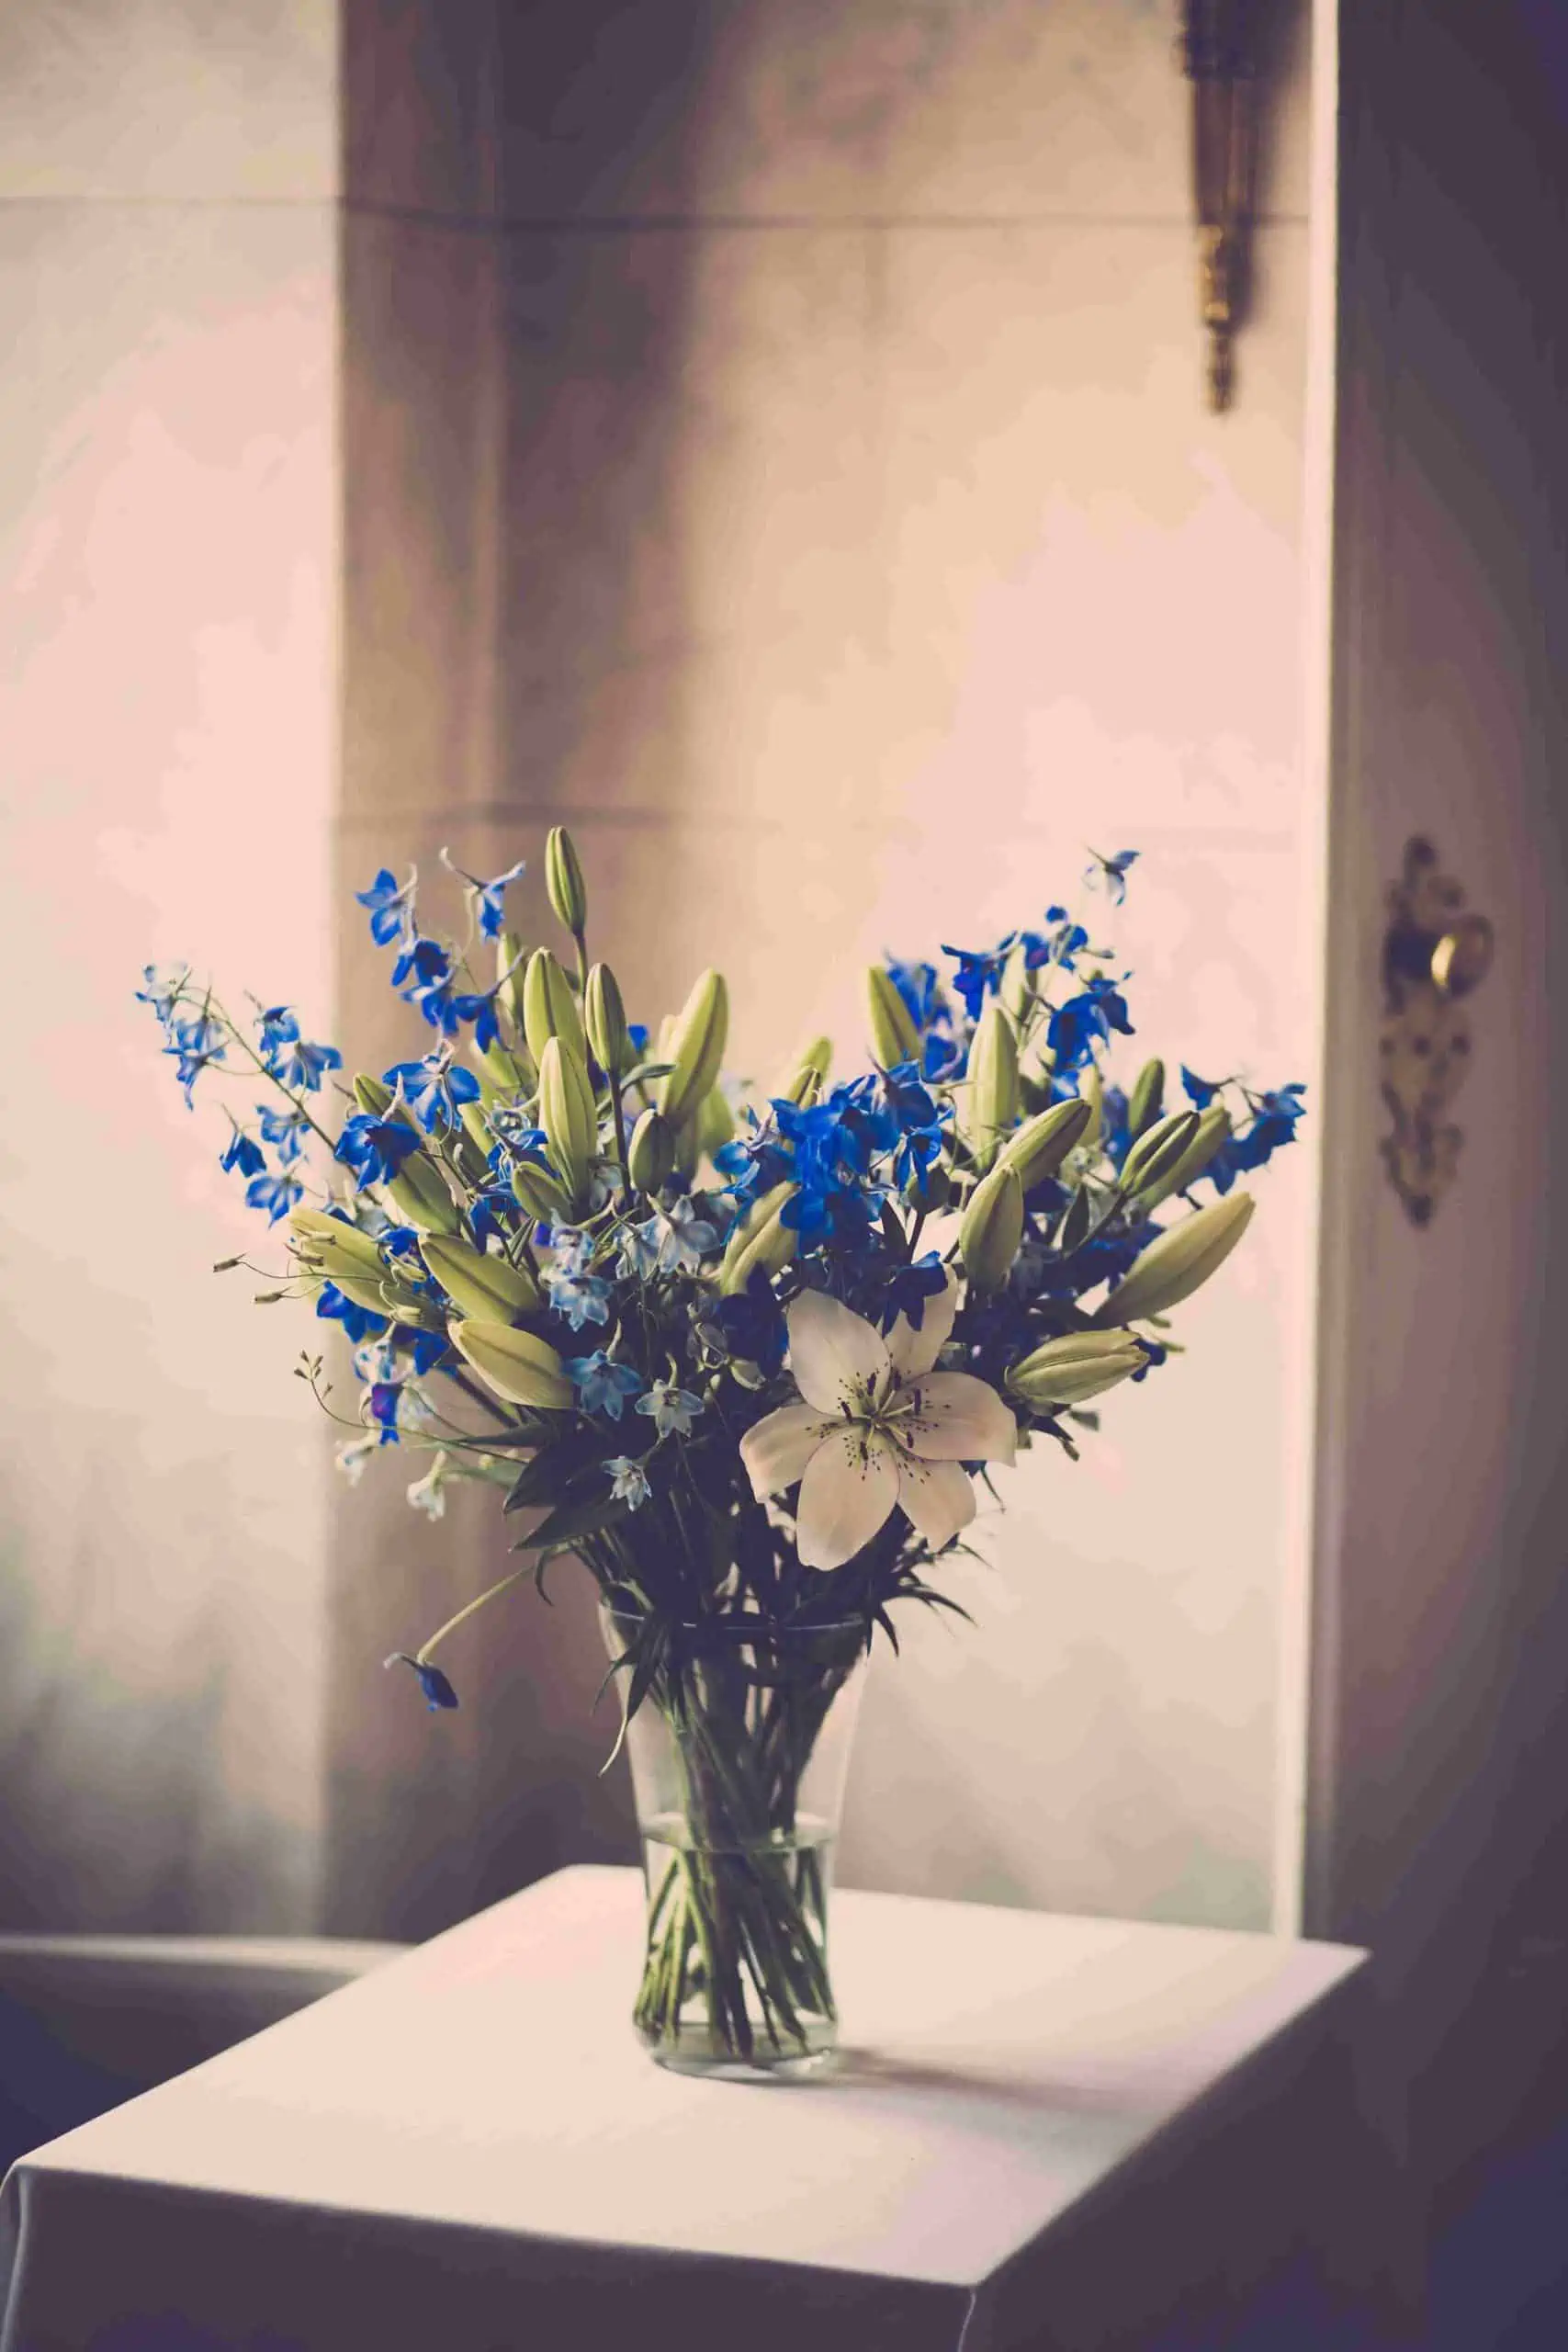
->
[640,2021,838,2084]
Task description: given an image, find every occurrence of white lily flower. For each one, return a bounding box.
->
[739,1277,1016,1571]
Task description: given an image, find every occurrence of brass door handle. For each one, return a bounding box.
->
[1379,840,1494,1225]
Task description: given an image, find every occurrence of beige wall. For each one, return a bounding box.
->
[339,1,1320,1933]
[0,4,338,1929]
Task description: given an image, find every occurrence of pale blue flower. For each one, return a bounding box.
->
[636,1379,702,1438]
[604,1456,651,1509]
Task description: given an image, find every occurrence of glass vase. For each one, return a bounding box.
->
[601,1609,868,2081]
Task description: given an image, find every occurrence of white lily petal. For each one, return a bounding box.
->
[795,1426,900,1570]
[903,1371,1018,1465]
[785,1288,892,1415]
[897,1453,977,1551]
[886,1266,961,1379]
[739,1402,831,1501]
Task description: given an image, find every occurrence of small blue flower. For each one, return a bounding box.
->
[885,956,943,1031]
[334,1109,423,1187]
[164,1012,227,1106]
[1084,848,1139,905]
[254,1004,299,1058]
[651,1195,719,1274]
[447,990,501,1051]
[568,1351,645,1420]
[876,1252,950,1334]
[441,852,527,942]
[1046,975,1134,1073]
[369,1382,403,1444]
[384,1054,480,1136]
[245,1169,304,1224]
[1180,1065,1223,1109]
[636,1379,703,1438]
[397,1325,450,1376]
[220,1123,266,1179]
[316,1283,389,1344]
[617,1215,666,1280]
[136,966,188,1028]
[1230,1083,1308,1172]
[942,938,1015,1022]
[270,1036,343,1093]
[391,935,450,994]
[627,1022,650,1058]
[544,1267,612,1331]
[711,1267,786,1374]
[604,1455,652,1510]
[356,869,415,948]
[383,1651,458,1711]
[258,1102,310,1164]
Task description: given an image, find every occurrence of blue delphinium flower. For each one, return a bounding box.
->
[136,965,188,1027]
[604,1456,652,1510]
[651,1195,719,1274]
[165,1012,227,1105]
[880,1063,951,1192]
[245,1169,304,1224]
[316,1283,389,1344]
[368,1383,403,1443]
[383,1651,457,1711]
[637,1379,702,1438]
[875,1252,950,1335]
[1231,1083,1307,1171]
[270,1035,343,1093]
[258,1102,310,1164]
[568,1351,644,1420]
[942,937,1015,1022]
[447,990,501,1051]
[885,956,942,1032]
[1046,974,1134,1073]
[545,1264,612,1330]
[1180,1065,1223,1109]
[356,869,414,948]
[440,851,527,942]
[617,1216,665,1280]
[1084,848,1139,905]
[385,1054,480,1136]
[397,1326,449,1376]
[254,1004,299,1059]
[219,1122,266,1179]
[334,1107,423,1187]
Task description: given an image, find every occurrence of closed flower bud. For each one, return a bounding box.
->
[772,1035,832,1107]
[469,1036,536,1102]
[453,1099,493,1188]
[1127,1057,1166,1140]
[288,1209,386,1286]
[626,1106,675,1193]
[1000,939,1036,1024]
[511,1158,570,1223]
[450,1318,573,1411]
[1089,1191,1256,1327]
[496,930,528,1031]
[544,825,588,940]
[522,947,587,1067]
[907,1159,952,1211]
[866,968,920,1069]
[330,1272,407,1320]
[1120,1109,1201,1201]
[720,1181,798,1294]
[694,1084,735,1165]
[1078,1066,1103,1152]
[421,1234,540,1321]
[352,1077,459,1234]
[1136,1103,1233,1210]
[539,1035,597,1194]
[584,962,631,1076]
[965,1001,1020,1168]
[959,1161,1024,1294]
[998,1096,1092,1192]
[659,968,728,1132]
[1006,1329,1150,1408]
[352,1072,400,1121]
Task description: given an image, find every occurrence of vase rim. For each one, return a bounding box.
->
[599,1604,867,1643]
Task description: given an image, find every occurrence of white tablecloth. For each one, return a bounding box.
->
[0,1865,1393,2351]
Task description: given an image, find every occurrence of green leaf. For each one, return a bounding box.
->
[1057,1182,1093,1252]
[503,1435,601,1513]
[522,1484,635,1551]
[621,1057,675,1087]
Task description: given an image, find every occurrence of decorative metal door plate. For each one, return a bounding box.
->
[1379,838,1494,1225]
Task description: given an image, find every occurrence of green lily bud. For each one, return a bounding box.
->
[350,1076,458,1235]
[544,825,588,941]
[1077,1066,1103,1152]
[965,1001,1020,1169]
[421,1235,540,1322]
[1089,1191,1256,1328]
[959,1162,1023,1294]
[449,1318,573,1411]
[584,962,631,1077]
[522,946,587,1068]
[327,1272,405,1321]
[772,1035,832,1108]
[1006,1329,1151,1408]
[659,969,728,1132]
[511,1158,570,1223]
[719,1181,798,1294]
[694,1084,735,1165]
[288,1210,386,1287]
[539,1035,596,1195]
[626,1107,674,1193]
[866,967,920,1069]
[906,1159,952,1211]
[1000,939,1036,1025]
[496,930,528,1031]
[998,1097,1092,1192]
[1136,1104,1233,1210]
[470,1035,535,1102]
[1127,1057,1166,1140]
[451,1100,493,1189]
[1119,1109,1201,1201]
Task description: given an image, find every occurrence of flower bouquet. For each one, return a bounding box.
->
[140,837,1303,2076]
